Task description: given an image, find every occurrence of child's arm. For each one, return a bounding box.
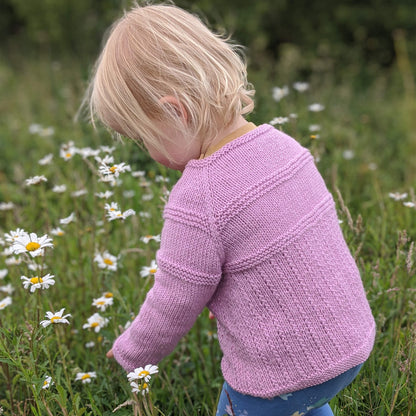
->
[111,203,223,371]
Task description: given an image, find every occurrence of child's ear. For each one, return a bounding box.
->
[159,96,188,123]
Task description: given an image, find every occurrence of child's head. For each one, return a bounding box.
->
[85,2,255,169]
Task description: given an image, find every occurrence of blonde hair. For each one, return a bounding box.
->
[83,2,255,161]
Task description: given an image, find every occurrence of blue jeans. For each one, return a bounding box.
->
[216,363,363,416]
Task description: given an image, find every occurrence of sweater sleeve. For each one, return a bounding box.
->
[112,202,223,372]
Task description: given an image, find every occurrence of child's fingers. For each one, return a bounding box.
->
[106,348,114,358]
[209,311,215,320]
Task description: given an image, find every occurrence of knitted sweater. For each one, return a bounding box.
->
[113,124,376,398]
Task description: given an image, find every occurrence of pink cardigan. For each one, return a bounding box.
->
[113,124,375,398]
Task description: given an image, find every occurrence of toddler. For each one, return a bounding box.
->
[84,3,376,415]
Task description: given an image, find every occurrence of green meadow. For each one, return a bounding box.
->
[0,17,415,416]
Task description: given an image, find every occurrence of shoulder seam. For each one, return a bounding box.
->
[216,150,313,232]
[223,194,334,273]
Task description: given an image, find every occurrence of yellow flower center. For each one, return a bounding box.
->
[50,316,60,323]
[43,380,49,386]
[145,235,153,239]
[66,152,72,158]
[310,135,317,140]
[109,166,117,173]
[30,277,43,284]
[81,374,91,380]
[149,268,157,274]
[142,383,148,389]
[57,231,64,236]
[0,302,5,308]
[26,242,41,251]
[96,301,105,306]
[104,292,113,298]
[139,370,150,378]
[103,258,113,265]
[91,322,99,328]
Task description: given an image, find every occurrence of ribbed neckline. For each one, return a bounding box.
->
[187,124,273,169]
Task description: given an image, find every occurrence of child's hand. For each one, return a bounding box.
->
[106,348,114,359]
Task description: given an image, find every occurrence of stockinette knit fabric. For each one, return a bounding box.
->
[112,124,376,398]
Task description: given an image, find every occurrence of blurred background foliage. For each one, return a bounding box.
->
[0,0,415,189]
[1,0,415,70]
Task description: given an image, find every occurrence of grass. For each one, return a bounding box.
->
[0,47,415,415]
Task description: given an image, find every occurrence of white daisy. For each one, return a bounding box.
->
[102,291,114,299]
[293,82,310,92]
[82,313,109,332]
[131,170,146,178]
[27,261,45,272]
[99,162,131,178]
[39,127,54,137]
[308,103,325,112]
[100,145,116,154]
[75,372,97,384]
[142,193,154,201]
[342,150,355,160]
[140,260,158,278]
[140,235,161,244]
[308,124,321,132]
[85,341,95,348]
[403,201,415,208]
[127,365,159,382]
[21,273,55,293]
[78,147,100,158]
[0,269,8,280]
[38,154,53,165]
[130,381,149,395]
[94,251,118,271]
[95,154,114,165]
[0,284,15,295]
[0,202,14,211]
[155,175,170,183]
[0,296,12,310]
[52,185,67,193]
[389,192,408,201]
[11,232,53,257]
[2,247,13,257]
[60,213,76,225]
[106,209,135,222]
[29,123,42,134]
[25,175,48,186]
[123,190,135,199]
[4,228,26,244]
[272,86,289,102]
[5,257,21,266]
[51,227,65,236]
[60,142,78,160]
[92,296,114,312]
[40,308,71,327]
[71,189,87,197]
[104,202,119,212]
[95,191,114,199]
[42,376,53,390]
[99,175,121,186]
[270,117,289,126]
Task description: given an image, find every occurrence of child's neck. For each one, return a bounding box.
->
[200,116,249,157]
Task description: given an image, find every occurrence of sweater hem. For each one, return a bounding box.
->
[222,321,376,399]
